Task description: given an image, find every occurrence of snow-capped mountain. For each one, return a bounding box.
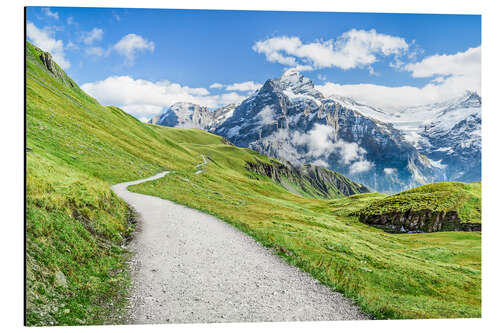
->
[148,70,481,193]
[414,92,481,182]
[149,102,235,132]
[215,69,442,193]
[325,90,482,183]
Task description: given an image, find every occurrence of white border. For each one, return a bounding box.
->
[2,1,499,332]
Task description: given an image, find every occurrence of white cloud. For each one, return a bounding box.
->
[113,34,155,64]
[42,8,59,20]
[252,29,408,72]
[405,46,480,79]
[333,140,367,164]
[311,160,329,168]
[292,124,336,157]
[66,41,79,51]
[86,46,105,57]
[209,81,262,92]
[384,168,397,175]
[67,17,76,25]
[350,160,374,174]
[83,28,103,45]
[292,124,373,173]
[257,106,275,125]
[81,76,247,119]
[26,22,70,69]
[210,83,224,89]
[316,46,481,109]
[226,81,262,92]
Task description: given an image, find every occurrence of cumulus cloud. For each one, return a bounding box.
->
[209,81,262,92]
[257,106,275,125]
[292,124,336,157]
[350,160,374,174]
[384,168,397,175]
[311,160,329,168]
[405,46,480,79]
[113,34,155,64]
[316,46,481,109]
[292,124,374,173]
[66,41,79,51]
[81,76,247,119]
[252,29,408,72]
[42,8,59,20]
[226,81,262,92]
[86,46,105,56]
[334,141,367,164]
[27,22,70,69]
[210,82,224,89]
[83,28,103,45]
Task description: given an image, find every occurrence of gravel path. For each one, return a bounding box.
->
[111,172,369,324]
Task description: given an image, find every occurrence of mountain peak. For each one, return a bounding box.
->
[170,101,200,109]
[280,68,303,79]
[463,90,481,104]
[278,69,309,88]
[275,69,323,99]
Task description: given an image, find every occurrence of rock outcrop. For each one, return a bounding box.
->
[246,159,370,199]
[37,49,76,88]
[358,209,481,233]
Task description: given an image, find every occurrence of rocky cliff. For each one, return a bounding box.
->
[246,159,370,199]
[358,210,481,233]
[354,182,481,233]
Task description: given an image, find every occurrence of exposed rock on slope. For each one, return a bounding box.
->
[358,210,481,233]
[355,182,481,233]
[246,159,370,199]
[36,48,77,88]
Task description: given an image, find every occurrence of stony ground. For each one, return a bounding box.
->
[111,172,369,324]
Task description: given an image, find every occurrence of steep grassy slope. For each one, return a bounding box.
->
[26,42,200,325]
[26,41,362,325]
[26,41,481,325]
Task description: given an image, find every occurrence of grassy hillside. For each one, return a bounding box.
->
[130,156,481,319]
[354,182,481,233]
[27,42,201,325]
[26,41,481,325]
[357,182,481,224]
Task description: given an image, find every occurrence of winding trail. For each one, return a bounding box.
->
[111,172,369,324]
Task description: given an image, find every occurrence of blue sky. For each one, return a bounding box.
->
[26,7,481,120]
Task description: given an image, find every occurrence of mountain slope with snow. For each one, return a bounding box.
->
[215,70,442,193]
[149,102,235,132]
[148,71,481,193]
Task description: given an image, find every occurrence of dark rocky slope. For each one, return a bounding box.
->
[246,159,370,199]
[354,182,481,233]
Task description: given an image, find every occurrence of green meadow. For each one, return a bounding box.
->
[26,41,481,325]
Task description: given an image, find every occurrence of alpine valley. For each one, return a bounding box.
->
[150,70,481,193]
